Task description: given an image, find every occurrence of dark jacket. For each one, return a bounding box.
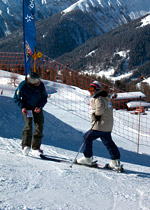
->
[14,80,48,110]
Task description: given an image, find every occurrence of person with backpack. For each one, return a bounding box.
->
[77,81,121,170]
[14,72,48,156]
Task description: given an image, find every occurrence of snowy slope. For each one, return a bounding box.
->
[64,0,150,19]
[61,0,150,37]
[1,0,150,38]
[0,0,78,37]
[140,14,150,27]
[0,73,150,210]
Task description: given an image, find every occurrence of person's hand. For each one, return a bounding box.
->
[94,114,101,121]
[22,108,27,115]
[34,107,41,113]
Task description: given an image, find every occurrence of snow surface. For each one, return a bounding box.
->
[127,101,150,108]
[114,50,130,58]
[114,92,146,100]
[84,66,133,82]
[140,14,150,27]
[0,72,150,210]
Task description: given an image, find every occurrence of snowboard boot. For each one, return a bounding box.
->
[108,159,121,170]
[22,146,30,156]
[76,156,93,166]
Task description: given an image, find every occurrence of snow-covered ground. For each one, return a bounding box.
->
[140,14,150,27]
[0,72,150,210]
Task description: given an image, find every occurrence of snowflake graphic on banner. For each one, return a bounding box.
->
[25,14,33,22]
[29,0,35,10]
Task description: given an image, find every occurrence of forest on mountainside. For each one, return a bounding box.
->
[56,17,150,81]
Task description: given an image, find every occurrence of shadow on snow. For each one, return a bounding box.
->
[0,96,150,170]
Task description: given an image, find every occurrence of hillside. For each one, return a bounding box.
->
[1,0,150,58]
[56,14,150,83]
[0,0,78,38]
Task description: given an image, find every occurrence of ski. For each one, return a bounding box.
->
[26,153,126,173]
[30,154,139,175]
[26,154,139,175]
[39,154,72,163]
[73,160,125,173]
[96,163,124,173]
[24,153,72,163]
[39,154,125,173]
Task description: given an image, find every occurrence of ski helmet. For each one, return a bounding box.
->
[89,81,101,91]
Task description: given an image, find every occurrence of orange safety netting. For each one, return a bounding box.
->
[0,52,150,150]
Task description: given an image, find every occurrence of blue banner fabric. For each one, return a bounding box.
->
[23,0,36,75]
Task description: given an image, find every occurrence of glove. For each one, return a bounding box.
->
[94,114,101,121]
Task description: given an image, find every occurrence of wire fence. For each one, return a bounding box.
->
[0,52,150,150]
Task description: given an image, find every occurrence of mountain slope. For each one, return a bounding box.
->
[56,14,150,83]
[0,0,78,38]
[0,0,150,58]
[63,0,150,17]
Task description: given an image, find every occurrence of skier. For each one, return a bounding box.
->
[77,81,121,170]
[14,72,48,156]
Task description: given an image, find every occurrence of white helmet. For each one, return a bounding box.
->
[27,72,41,85]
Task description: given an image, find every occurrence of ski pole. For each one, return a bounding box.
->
[70,120,96,168]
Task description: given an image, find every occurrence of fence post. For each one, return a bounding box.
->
[137,96,141,154]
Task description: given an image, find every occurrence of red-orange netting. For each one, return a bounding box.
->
[0,52,150,150]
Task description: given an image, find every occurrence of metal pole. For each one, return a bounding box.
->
[70,121,96,168]
[137,97,141,154]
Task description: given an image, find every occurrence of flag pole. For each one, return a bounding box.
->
[23,0,26,76]
[32,49,43,72]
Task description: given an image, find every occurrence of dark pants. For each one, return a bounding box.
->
[83,130,120,160]
[22,110,44,150]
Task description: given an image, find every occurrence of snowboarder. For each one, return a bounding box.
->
[14,72,48,156]
[77,81,121,170]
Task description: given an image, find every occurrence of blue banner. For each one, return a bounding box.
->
[23,0,36,75]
